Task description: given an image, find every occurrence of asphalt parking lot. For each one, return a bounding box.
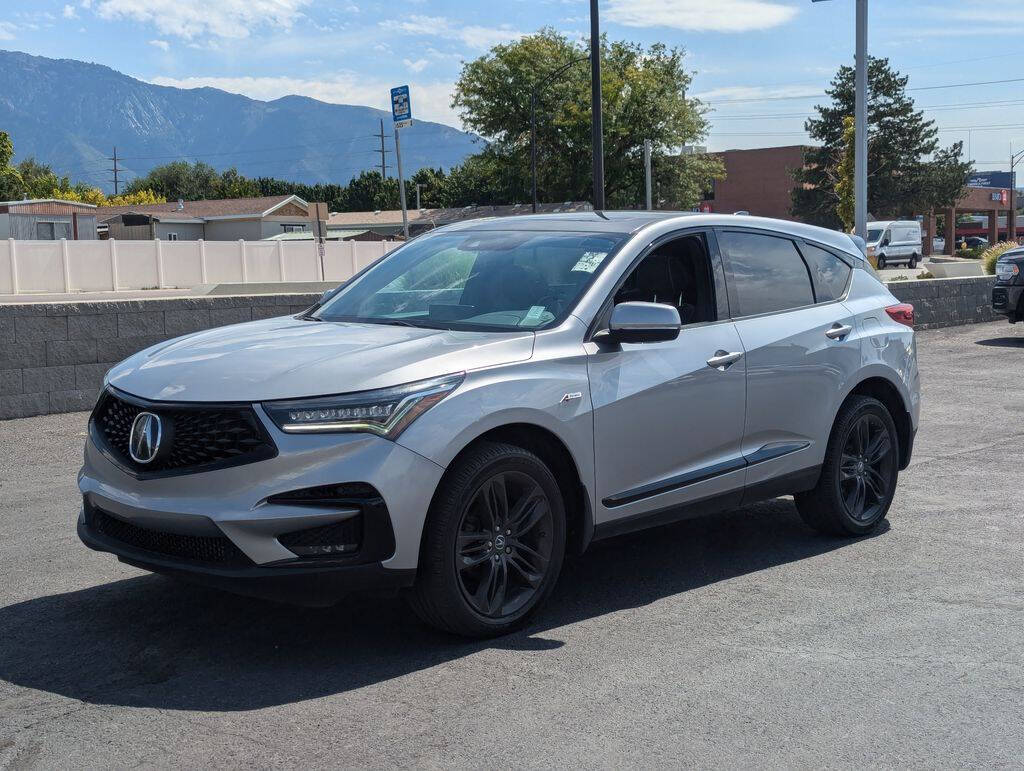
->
[1,321,1023,768]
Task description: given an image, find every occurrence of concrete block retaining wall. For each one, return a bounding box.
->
[0,276,1003,420]
[886,275,998,330]
[0,293,318,420]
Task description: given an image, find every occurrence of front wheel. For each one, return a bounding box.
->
[796,395,899,537]
[409,441,566,637]
[876,254,887,269]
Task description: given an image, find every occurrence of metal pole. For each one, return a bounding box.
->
[854,0,868,239]
[644,139,652,210]
[531,92,538,213]
[589,0,605,210]
[395,127,409,239]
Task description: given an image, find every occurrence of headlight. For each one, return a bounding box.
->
[263,373,464,438]
[996,262,1019,281]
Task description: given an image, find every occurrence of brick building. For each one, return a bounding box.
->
[701,145,808,221]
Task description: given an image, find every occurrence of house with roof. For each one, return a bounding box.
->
[0,199,98,240]
[95,195,313,241]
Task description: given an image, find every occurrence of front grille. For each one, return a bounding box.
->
[88,507,252,566]
[91,388,277,477]
[993,288,1009,308]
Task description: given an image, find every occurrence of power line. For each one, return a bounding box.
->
[701,76,1024,105]
[711,98,1024,121]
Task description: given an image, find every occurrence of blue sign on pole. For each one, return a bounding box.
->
[391,85,412,128]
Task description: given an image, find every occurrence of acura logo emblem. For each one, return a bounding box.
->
[129,412,163,464]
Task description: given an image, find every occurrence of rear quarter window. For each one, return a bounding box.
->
[799,242,852,302]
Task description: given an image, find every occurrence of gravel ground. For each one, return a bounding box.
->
[1,321,1023,769]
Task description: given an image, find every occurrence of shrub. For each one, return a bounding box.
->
[955,246,984,259]
[981,241,1021,275]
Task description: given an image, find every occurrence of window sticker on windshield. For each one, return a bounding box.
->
[572,251,606,273]
[520,305,547,326]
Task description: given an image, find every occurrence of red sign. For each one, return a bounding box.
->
[1001,190,1009,205]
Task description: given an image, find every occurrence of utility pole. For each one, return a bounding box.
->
[375,119,390,178]
[812,0,868,239]
[109,146,120,196]
[854,0,868,239]
[644,139,652,210]
[1010,145,1024,242]
[589,0,605,210]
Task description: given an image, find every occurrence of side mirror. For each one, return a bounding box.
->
[601,301,681,344]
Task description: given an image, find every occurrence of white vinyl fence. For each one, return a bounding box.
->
[0,238,401,294]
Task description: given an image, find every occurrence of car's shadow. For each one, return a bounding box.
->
[0,499,887,711]
[975,336,1024,348]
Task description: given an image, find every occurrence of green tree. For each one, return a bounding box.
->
[0,131,24,200]
[792,57,972,227]
[15,158,69,199]
[833,116,856,230]
[452,28,723,208]
[123,160,223,200]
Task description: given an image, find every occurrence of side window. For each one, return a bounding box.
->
[800,242,852,302]
[613,233,717,326]
[718,231,814,316]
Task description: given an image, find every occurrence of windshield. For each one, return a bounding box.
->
[315,230,625,331]
[866,228,884,243]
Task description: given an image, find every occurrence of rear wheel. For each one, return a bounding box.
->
[409,441,566,637]
[876,253,887,269]
[908,253,919,269]
[796,396,899,537]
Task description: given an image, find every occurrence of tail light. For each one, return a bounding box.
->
[885,303,914,328]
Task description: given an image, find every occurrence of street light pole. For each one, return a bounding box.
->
[590,0,605,211]
[813,0,868,238]
[854,0,868,239]
[1010,146,1024,243]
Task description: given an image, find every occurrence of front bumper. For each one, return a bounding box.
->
[78,512,415,606]
[79,400,446,603]
[992,284,1024,319]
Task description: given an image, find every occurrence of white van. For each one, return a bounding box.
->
[865,221,923,268]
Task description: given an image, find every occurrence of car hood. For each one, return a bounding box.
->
[107,316,536,402]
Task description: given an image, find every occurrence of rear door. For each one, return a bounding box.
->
[716,229,860,497]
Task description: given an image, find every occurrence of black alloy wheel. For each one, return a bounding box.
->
[795,395,900,537]
[409,441,566,637]
[455,471,554,618]
[838,413,895,523]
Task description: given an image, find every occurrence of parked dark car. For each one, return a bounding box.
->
[992,247,1024,323]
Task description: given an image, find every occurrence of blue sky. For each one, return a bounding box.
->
[3,0,1024,174]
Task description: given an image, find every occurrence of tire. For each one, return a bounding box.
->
[795,395,899,537]
[908,254,919,269]
[876,254,887,269]
[408,441,566,637]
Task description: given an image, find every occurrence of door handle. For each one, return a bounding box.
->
[825,323,854,340]
[706,350,743,370]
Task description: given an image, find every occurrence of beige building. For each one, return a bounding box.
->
[96,195,313,241]
[0,199,99,240]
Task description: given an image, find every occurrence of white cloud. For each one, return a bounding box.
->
[149,74,463,127]
[149,38,170,51]
[606,0,798,32]
[380,15,522,50]
[0,22,15,40]
[404,58,429,73]
[89,0,313,40]
[692,85,820,104]
[63,4,78,19]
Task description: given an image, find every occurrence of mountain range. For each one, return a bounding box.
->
[0,50,482,190]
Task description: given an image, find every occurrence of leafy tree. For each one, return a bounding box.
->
[109,189,167,206]
[792,57,972,227]
[16,158,69,199]
[833,116,856,230]
[452,28,723,208]
[0,131,24,200]
[123,160,222,200]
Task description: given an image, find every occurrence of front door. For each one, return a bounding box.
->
[587,231,747,529]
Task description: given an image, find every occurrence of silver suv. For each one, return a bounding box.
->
[78,213,920,637]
